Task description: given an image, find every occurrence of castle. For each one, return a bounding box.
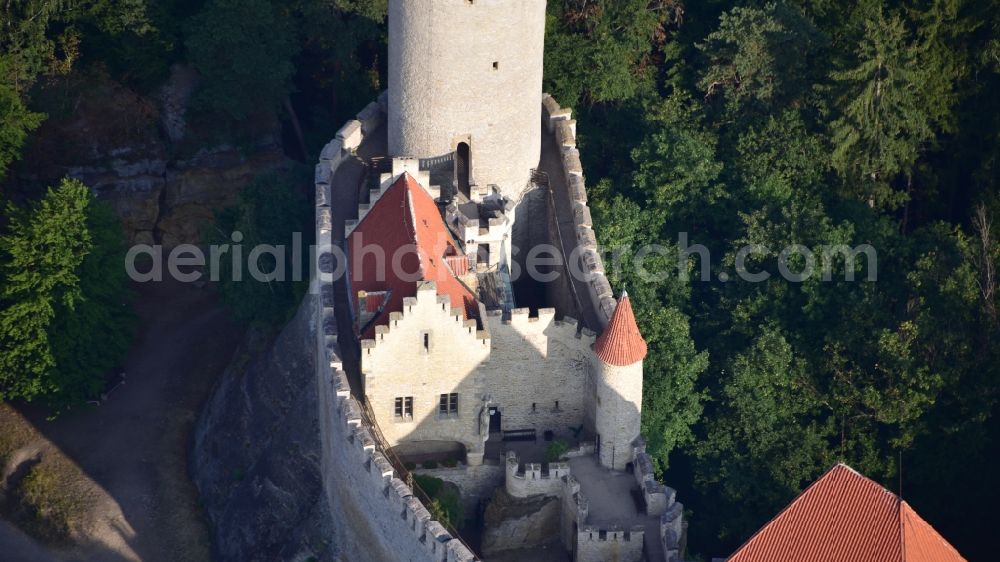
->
[312,1,684,561]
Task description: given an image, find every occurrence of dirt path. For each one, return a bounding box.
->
[1,277,243,562]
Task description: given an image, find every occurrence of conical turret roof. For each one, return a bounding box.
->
[593,292,647,366]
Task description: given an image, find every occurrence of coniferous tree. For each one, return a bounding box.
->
[0,178,132,408]
[0,178,91,401]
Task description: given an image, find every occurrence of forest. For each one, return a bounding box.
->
[2,0,999,560]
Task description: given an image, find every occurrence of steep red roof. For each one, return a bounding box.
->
[729,463,966,562]
[348,173,477,338]
[592,292,647,366]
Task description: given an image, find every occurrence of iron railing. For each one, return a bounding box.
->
[357,396,480,558]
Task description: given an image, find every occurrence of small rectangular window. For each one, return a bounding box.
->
[422,332,431,353]
[492,61,499,70]
[439,393,458,416]
[531,402,536,413]
[395,396,413,418]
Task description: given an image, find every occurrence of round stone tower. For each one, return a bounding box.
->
[591,292,647,471]
[387,0,546,202]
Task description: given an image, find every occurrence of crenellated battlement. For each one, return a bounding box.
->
[360,281,490,355]
[313,97,481,561]
[311,72,682,558]
[541,94,618,327]
[489,307,596,352]
[322,366,478,562]
[504,451,569,499]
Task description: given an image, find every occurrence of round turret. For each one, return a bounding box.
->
[387,0,546,201]
[591,292,647,471]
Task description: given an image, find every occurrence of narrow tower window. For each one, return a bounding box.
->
[492,61,499,70]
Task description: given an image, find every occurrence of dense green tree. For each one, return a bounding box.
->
[208,170,311,326]
[0,179,90,400]
[697,3,823,113]
[591,190,708,469]
[0,76,45,180]
[47,198,133,412]
[829,6,956,209]
[0,178,130,407]
[695,327,834,541]
[543,0,678,109]
[184,0,299,121]
[293,0,387,131]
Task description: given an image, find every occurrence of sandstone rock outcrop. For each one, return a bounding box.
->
[12,66,289,247]
[191,299,337,562]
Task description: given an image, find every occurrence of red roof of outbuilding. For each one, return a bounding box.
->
[348,173,477,339]
[592,292,647,366]
[728,463,966,562]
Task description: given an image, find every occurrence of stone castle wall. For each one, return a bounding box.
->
[313,95,682,562]
[483,308,595,438]
[361,285,491,460]
[559,475,646,562]
[413,463,505,514]
[314,109,478,561]
[388,0,546,199]
[593,359,644,471]
[504,451,569,499]
[541,94,618,329]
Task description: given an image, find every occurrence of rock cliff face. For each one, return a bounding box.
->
[14,65,288,247]
[482,489,561,555]
[191,298,337,562]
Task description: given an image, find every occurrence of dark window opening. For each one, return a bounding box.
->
[439,393,459,416]
[423,332,430,352]
[492,61,499,70]
[395,397,413,418]
[456,142,471,200]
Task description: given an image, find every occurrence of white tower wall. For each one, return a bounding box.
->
[592,359,644,471]
[388,0,546,200]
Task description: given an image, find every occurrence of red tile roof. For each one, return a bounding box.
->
[592,292,647,366]
[348,173,477,338]
[728,463,966,562]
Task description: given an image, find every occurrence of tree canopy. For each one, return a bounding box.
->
[0,178,132,409]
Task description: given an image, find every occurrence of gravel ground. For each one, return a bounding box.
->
[0,277,243,562]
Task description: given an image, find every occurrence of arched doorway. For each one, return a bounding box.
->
[455,142,471,200]
[488,406,501,434]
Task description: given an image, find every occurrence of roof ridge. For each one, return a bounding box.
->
[899,501,967,562]
[728,463,967,562]
[728,463,847,561]
[403,181,427,281]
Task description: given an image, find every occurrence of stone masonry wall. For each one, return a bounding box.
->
[483,308,595,438]
[575,526,645,562]
[413,463,505,514]
[361,284,491,459]
[314,95,682,562]
[504,451,569,499]
[314,105,478,561]
[541,94,617,329]
[388,0,546,200]
[593,359,644,471]
[632,443,685,562]
[558,474,646,562]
